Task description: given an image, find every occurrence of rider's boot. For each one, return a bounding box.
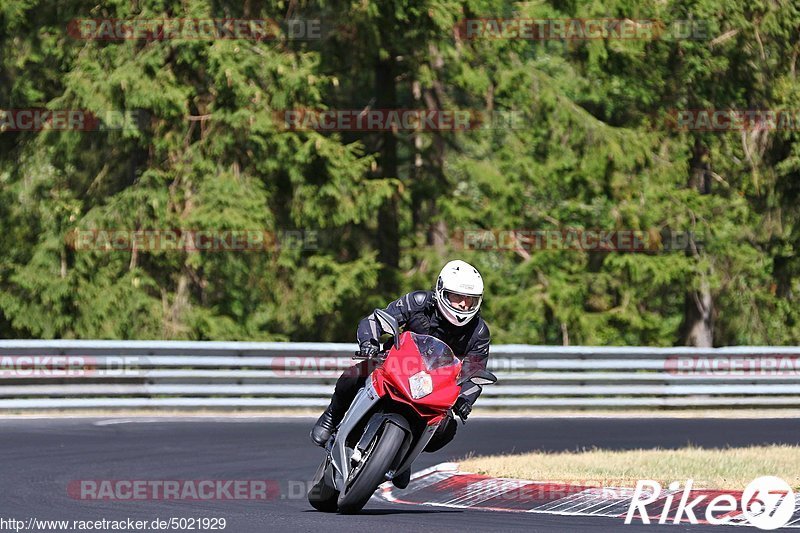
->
[310,396,347,447]
[392,468,411,489]
[311,361,371,447]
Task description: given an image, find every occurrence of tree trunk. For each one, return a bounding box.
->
[411,81,424,236]
[681,137,714,347]
[422,45,448,255]
[682,279,714,347]
[375,56,399,279]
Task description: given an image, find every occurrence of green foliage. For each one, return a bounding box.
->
[0,0,798,345]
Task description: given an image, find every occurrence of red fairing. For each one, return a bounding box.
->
[371,331,462,425]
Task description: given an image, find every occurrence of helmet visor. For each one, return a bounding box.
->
[442,290,481,313]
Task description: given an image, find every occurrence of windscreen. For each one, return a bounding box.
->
[410,333,459,370]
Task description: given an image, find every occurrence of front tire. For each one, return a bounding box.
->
[336,422,406,514]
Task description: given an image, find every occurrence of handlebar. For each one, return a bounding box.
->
[352,350,387,360]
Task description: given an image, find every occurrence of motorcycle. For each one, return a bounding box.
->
[307,308,497,514]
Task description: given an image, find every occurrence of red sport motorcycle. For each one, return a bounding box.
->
[307,309,496,514]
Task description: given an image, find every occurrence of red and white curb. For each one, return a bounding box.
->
[376,463,800,528]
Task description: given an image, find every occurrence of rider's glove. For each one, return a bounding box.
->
[453,396,472,422]
[359,340,380,359]
[406,313,431,335]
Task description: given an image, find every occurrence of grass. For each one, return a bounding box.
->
[470,408,800,418]
[459,445,800,490]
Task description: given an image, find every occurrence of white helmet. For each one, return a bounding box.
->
[434,260,484,326]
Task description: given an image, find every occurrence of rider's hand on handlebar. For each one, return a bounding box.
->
[358,341,380,359]
[453,396,472,423]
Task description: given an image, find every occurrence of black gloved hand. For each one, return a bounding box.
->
[453,396,472,422]
[406,313,431,334]
[359,341,380,359]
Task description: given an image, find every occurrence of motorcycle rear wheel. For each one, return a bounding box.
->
[336,422,405,514]
[307,455,339,512]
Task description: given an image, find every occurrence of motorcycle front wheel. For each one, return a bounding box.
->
[336,421,406,514]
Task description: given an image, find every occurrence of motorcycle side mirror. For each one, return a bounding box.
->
[458,369,497,386]
[373,308,401,350]
[470,372,497,385]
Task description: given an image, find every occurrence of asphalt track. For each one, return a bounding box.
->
[1,416,799,532]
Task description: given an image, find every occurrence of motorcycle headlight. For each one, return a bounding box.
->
[409,371,433,399]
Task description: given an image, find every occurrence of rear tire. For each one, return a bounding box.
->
[308,456,338,512]
[336,422,406,514]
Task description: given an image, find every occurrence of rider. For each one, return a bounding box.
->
[310,259,491,452]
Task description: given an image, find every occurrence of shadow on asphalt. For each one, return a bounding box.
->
[302,509,463,516]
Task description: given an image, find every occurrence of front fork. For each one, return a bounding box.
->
[389,421,437,480]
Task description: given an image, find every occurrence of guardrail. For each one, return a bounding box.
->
[0,341,798,409]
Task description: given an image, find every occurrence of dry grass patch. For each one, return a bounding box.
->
[472,409,800,418]
[459,445,800,490]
